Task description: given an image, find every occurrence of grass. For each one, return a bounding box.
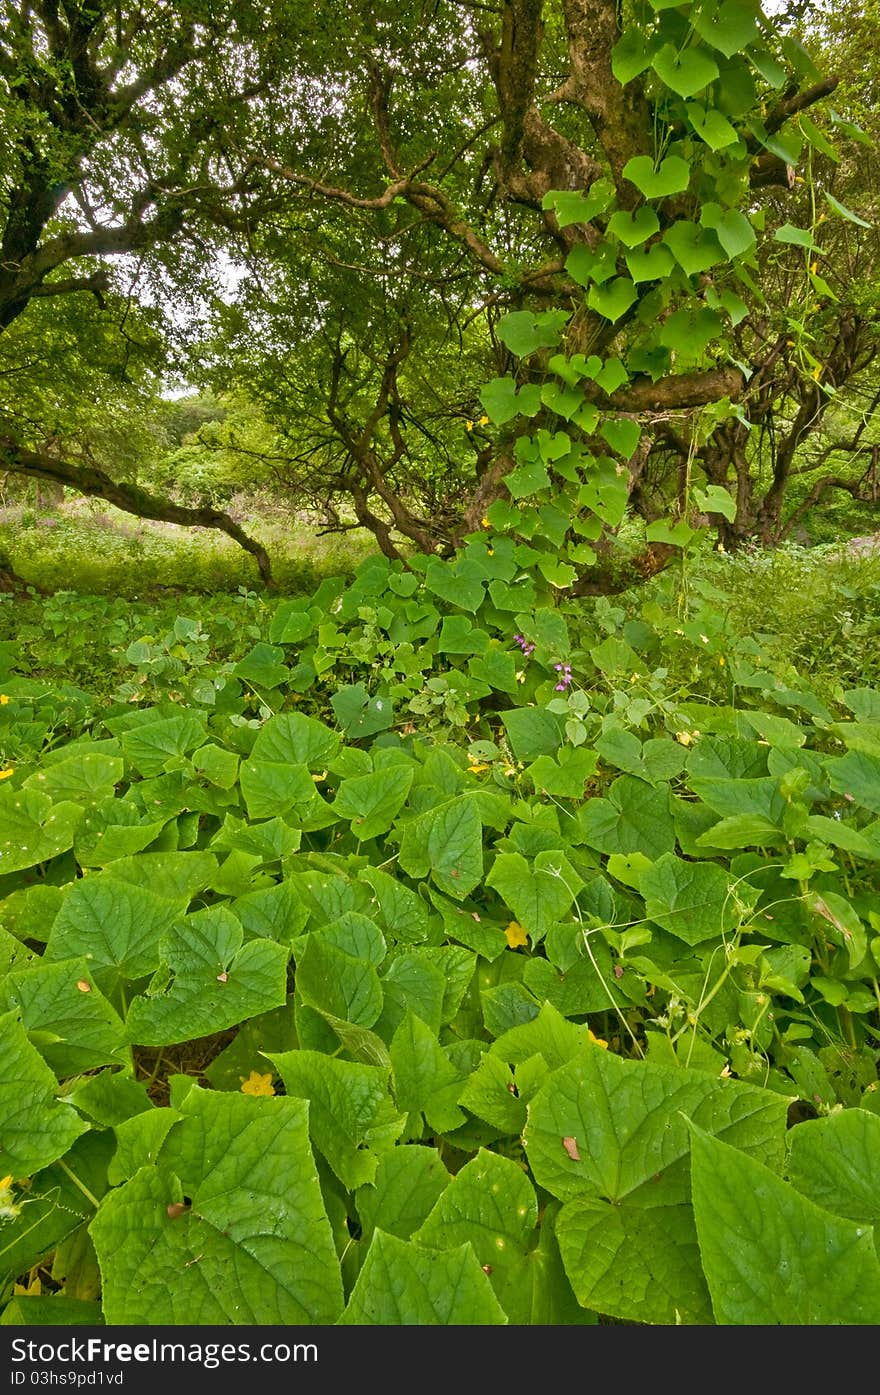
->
[0,495,377,598]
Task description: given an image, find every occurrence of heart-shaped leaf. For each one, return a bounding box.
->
[587,276,639,322]
[607,206,660,247]
[622,154,691,199]
[652,44,720,98]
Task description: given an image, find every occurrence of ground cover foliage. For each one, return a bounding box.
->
[1,535,880,1327]
[0,0,879,1332]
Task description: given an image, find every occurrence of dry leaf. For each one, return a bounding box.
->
[562,1136,581,1161]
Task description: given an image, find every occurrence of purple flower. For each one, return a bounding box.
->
[513,634,535,656]
[554,661,573,691]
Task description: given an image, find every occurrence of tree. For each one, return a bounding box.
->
[0,0,869,588]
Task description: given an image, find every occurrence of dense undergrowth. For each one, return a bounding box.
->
[1,533,880,1326]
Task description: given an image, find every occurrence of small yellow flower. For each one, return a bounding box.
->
[675,731,694,746]
[465,420,474,432]
[515,670,526,683]
[468,761,491,774]
[0,1176,12,1190]
[587,1029,609,1049]
[240,1071,275,1097]
[505,920,529,949]
[0,769,13,781]
[716,542,726,554]
[479,415,489,426]
[0,695,9,705]
[503,764,517,777]
[811,365,823,381]
[810,260,818,274]
[718,655,726,666]
[481,516,491,529]
[311,770,327,782]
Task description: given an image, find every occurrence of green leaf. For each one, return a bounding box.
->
[267,601,316,644]
[268,1050,398,1189]
[232,643,288,690]
[339,1230,507,1324]
[457,1052,527,1134]
[622,154,692,199]
[414,1150,539,1322]
[700,204,756,260]
[663,221,724,276]
[607,206,660,247]
[774,223,824,253]
[600,417,641,459]
[251,711,340,769]
[330,683,394,739]
[625,242,675,283]
[542,180,615,228]
[0,788,84,876]
[45,875,187,999]
[295,933,383,1028]
[356,1145,451,1240]
[73,800,167,869]
[0,959,127,1075]
[578,775,676,858]
[794,113,837,163]
[334,765,413,841]
[826,750,880,813]
[823,190,872,228]
[479,378,542,425]
[0,1010,89,1176]
[398,796,483,900]
[686,102,739,150]
[124,907,289,1046]
[566,243,618,288]
[587,277,639,322]
[525,1048,788,1324]
[652,44,720,98]
[120,713,207,777]
[611,29,658,83]
[424,556,487,613]
[693,0,759,57]
[390,1011,466,1134]
[659,306,723,357]
[90,1087,344,1323]
[505,457,552,500]
[693,484,737,521]
[496,309,570,356]
[486,851,583,941]
[787,1109,880,1225]
[689,1125,880,1324]
[641,852,739,945]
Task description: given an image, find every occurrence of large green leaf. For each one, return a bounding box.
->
[0,958,127,1075]
[578,775,676,857]
[652,43,719,97]
[689,1125,880,1324]
[0,1010,89,1176]
[486,850,583,941]
[390,1011,466,1134]
[524,1046,789,1324]
[397,795,483,899]
[120,713,207,777]
[356,1145,451,1241]
[250,710,340,769]
[267,1049,400,1189]
[44,876,188,999]
[641,853,739,945]
[295,934,383,1028]
[90,1088,343,1323]
[787,1109,880,1226]
[124,906,289,1046]
[414,1150,539,1322]
[0,787,84,875]
[339,1230,507,1324]
[622,154,691,198]
[333,765,414,841]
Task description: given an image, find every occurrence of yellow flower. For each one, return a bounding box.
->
[503,764,517,777]
[811,364,823,381]
[810,260,818,273]
[468,760,491,774]
[587,1029,608,1049]
[0,769,13,781]
[240,1071,275,1097]
[465,420,474,431]
[505,920,529,949]
[0,695,8,705]
[675,731,694,746]
[479,415,489,426]
[718,655,726,666]
[481,516,491,529]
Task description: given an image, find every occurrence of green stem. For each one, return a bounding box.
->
[55,1157,101,1212]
